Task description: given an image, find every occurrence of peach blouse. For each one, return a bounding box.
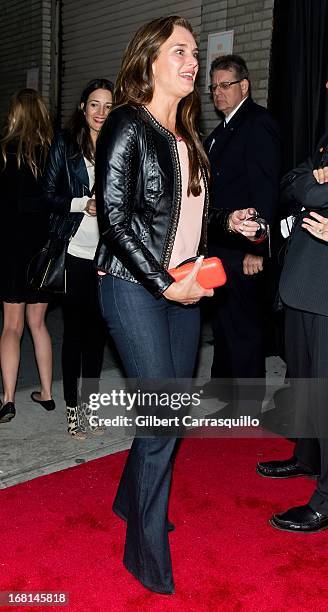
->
[168,139,204,269]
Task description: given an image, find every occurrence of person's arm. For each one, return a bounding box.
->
[208,206,263,238]
[245,113,281,224]
[281,158,328,211]
[95,110,174,298]
[242,113,281,262]
[41,133,92,215]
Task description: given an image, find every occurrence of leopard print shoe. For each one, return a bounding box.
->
[81,402,106,436]
[66,406,87,440]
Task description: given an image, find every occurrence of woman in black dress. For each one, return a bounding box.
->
[0,89,54,423]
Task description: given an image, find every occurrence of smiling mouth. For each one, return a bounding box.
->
[179,72,195,81]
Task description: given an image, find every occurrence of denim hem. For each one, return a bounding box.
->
[124,561,175,595]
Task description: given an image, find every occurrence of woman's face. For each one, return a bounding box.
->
[82,88,113,133]
[152,26,199,101]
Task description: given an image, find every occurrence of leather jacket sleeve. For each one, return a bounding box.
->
[41,133,73,215]
[208,207,231,233]
[96,108,173,297]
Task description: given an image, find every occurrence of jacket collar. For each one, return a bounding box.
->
[224,96,254,129]
[212,96,254,136]
[70,154,91,193]
[208,97,255,159]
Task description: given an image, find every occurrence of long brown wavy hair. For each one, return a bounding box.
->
[114,15,209,196]
[1,88,53,178]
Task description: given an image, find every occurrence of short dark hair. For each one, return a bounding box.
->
[210,54,249,82]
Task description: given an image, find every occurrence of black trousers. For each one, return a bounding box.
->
[285,307,328,513]
[210,262,266,412]
[62,254,106,407]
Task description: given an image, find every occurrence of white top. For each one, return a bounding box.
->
[67,157,99,260]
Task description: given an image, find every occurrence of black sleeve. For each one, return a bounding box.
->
[207,207,231,233]
[95,110,173,297]
[41,133,72,214]
[245,113,281,226]
[280,157,328,211]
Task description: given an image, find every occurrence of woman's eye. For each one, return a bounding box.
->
[176,49,184,55]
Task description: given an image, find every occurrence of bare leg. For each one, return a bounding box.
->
[26,303,52,400]
[0,303,25,403]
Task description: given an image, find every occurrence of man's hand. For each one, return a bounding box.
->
[243,254,263,276]
[313,166,328,184]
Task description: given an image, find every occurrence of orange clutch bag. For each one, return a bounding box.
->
[168,257,226,289]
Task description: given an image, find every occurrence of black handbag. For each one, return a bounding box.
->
[27,236,67,293]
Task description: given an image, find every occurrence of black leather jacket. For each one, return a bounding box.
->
[42,131,93,240]
[95,105,230,297]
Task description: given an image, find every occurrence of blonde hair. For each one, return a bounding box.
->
[1,88,53,178]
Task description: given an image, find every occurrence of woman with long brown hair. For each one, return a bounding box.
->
[42,78,113,438]
[0,89,54,423]
[95,16,260,593]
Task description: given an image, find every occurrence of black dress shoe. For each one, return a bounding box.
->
[0,402,16,423]
[31,391,56,411]
[256,457,318,478]
[270,504,328,533]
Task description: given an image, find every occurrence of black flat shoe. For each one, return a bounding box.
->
[256,457,318,478]
[270,504,328,533]
[0,402,16,423]
[31,391,56,411]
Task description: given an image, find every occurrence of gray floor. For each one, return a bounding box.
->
[0,305,286,489]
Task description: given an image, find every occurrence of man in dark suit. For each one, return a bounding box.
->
[257,137,328,532]
[204,55,281,413]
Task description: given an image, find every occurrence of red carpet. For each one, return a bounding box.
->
[0,437,327,611]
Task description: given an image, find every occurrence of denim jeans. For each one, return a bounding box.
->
[98,274,200,593]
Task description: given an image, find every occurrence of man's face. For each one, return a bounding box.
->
[211,68,249,116]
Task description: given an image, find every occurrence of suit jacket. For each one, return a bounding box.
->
[279,133,328,316]
[204,97,281,265]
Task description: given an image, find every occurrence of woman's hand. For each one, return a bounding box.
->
[302,211,328,242]
[228,207,262,240]
[313,166,328,184]
[164,256,214,305]
[84,198,97,216]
